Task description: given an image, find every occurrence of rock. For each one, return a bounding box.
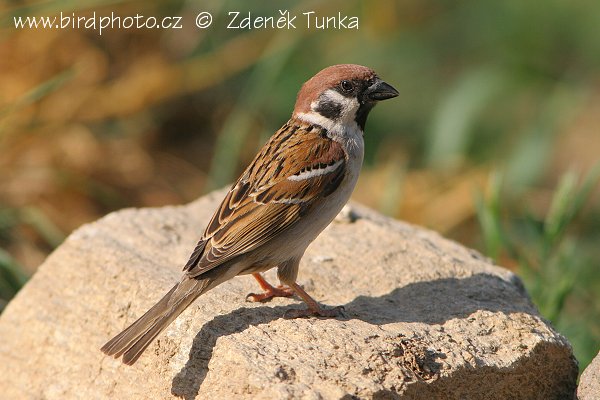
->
[0,189,578,399]
[579,351,600,400]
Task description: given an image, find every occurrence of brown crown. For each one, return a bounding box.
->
[293,64,377,115]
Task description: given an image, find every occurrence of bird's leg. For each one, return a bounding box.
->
[283,282,344,319]
[246,273,295,302]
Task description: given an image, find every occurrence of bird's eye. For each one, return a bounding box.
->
[340,80,354,92]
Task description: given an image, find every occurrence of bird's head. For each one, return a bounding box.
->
[293,64,398,132]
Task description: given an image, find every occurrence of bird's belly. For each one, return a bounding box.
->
[280,153,362,253]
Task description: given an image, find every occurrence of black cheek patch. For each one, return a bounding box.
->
[315,100,342,120]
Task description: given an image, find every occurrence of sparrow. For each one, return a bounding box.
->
[101,64,398,365]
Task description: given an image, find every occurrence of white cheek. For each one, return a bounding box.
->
[297,90,363,143]
[311,89,360,124]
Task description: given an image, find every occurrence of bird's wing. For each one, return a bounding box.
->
[183,121,346,278]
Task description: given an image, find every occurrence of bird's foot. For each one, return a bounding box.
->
[246,285,295,303]
[283,305,345,319]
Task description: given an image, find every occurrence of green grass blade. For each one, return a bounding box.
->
[426,67,506,170]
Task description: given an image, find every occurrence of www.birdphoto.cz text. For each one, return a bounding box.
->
[13,10,359,36]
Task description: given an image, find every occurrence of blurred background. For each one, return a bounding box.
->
[1,0,599,373]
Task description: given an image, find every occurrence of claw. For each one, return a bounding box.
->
[249,274,343,318]
[245,285,295,303]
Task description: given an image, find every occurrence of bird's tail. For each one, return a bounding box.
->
[101,277,211,365]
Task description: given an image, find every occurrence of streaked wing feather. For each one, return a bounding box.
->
[184,121,345,278]
[182,240,206,271]
[197,203,300,270]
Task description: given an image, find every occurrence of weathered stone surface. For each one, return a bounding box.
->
[579,351,600,400]
[0,190,578,399]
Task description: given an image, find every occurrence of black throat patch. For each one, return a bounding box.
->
[355,102,375,131]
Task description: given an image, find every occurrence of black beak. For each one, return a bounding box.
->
[365,78,399,102]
